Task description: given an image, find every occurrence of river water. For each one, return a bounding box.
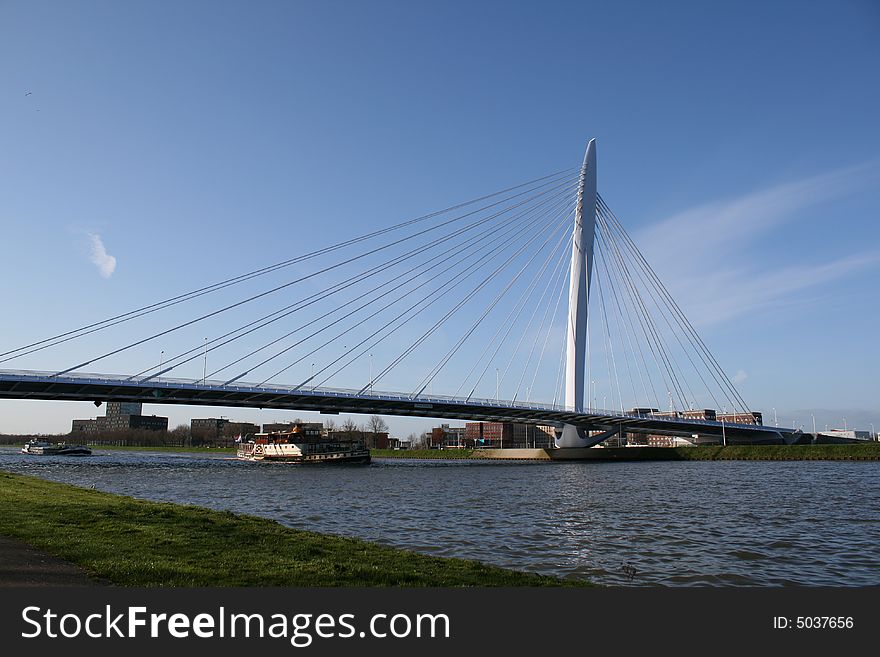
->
[1,447,877,586]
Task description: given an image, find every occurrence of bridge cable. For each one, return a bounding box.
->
[600,195,749,414]
[594,260,624,413]
[0,168,576,364]
[268,200,573,389]
[505,232,573,403]
[598,211,701,411]
[594,215,673,410]
[409,211,574,400]
[456,213,574,402]
[51,175,578,377]
[355,210,573,395]
[134,179,579,384]
[451,213,573,398]
[593,225,656,410]
[598,195,750,414]
[600,210,718,412]
[219,188,577,386]
[523,236,572,403]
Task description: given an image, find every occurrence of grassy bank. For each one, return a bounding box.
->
[666,443,880,461]
[0,471,578,587]
[373,443,880,461]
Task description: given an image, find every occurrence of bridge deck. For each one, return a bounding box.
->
[0,370,795,441]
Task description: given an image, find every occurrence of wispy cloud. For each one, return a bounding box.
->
[88,233,117,278]
[635,161,880,325]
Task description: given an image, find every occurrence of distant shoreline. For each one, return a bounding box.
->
[3,443,878,461]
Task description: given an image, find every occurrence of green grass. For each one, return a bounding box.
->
[0,471,581,587]
[563,444,880,461]
[374,443,880,461]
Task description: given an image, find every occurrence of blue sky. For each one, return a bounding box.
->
[1,0,878,436]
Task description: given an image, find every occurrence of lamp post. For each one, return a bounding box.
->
[369,353,373,395]
[310,363,315,390]
[495,368,499,403]
[159,350,164,370]
[203,338,208,384]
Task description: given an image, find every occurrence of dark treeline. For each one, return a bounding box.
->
[1,425,234,448]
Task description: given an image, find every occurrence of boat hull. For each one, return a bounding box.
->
[21,444,92,456]
[237,446,370,464]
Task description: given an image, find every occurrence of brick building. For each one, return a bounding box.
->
[463,422,556,448]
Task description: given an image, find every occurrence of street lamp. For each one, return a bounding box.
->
[369,353,373,395]
[310,363,315,390]
[203,338,208,384]
[495,368,499,402]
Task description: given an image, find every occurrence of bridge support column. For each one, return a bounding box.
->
[557,139,597,449]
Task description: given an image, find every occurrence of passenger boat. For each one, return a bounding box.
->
[21,439,92,456]
[236,428,370,464]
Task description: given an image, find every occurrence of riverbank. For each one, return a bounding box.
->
[0,471,579,587]
[373,443,880,461]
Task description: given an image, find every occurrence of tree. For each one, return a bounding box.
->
[340,418,359,438]
[324,418,336,433]
[367,415,389,434]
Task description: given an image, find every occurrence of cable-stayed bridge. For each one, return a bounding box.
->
[0,140,801,446]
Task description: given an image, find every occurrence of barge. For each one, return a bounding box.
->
[21,439,92,456]
[236,427,370,464]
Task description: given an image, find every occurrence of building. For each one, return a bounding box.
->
[262,422,324,437]
[716,411,763,425]
[191,418,260,443]
[71,401,168,436]
[463,422,556,448]
[646,435,697,447]
[430,424,467,448]
[820,429,873,441]
[106,402,144,416]
[328,430,388,449]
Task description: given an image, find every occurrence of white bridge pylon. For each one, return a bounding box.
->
[556,138,597,448]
